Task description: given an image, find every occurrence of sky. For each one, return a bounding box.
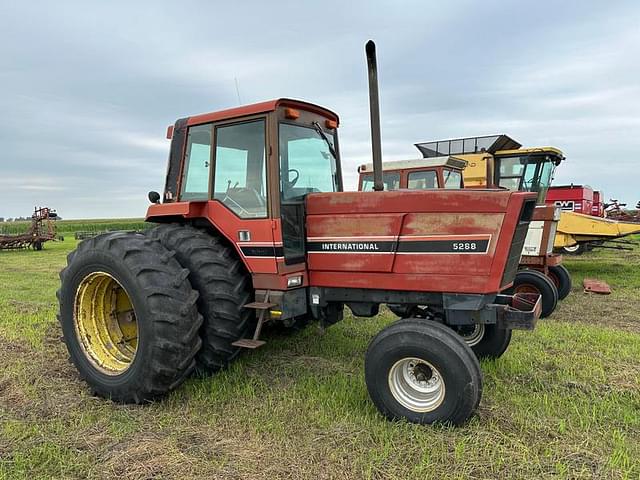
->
[1,0,639,219]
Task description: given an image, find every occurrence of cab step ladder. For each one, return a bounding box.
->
[231,291,276,349]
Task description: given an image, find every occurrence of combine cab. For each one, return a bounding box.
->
[57,42,541,426]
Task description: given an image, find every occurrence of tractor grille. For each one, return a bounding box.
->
[501,199,536,288]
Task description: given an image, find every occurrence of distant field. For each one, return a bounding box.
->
[0,235,638,479]
[0,218,146,236]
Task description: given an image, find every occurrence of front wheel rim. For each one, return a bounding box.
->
[74,271,139,375]
[388,357,446,412]
[456,323,485,347]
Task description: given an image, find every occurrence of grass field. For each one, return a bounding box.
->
[0,218,146,236]
[1,223,639,479]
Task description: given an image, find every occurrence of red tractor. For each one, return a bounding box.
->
[57,42,540,425]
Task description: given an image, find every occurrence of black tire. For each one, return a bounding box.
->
[365,318,482,425]
[547,264,572,300]
[453,323,512,359]
[57,231,202,403]
[562,243,585,255]
[33,241,43,251]
[506,269,558,318]
[147,224,255,373]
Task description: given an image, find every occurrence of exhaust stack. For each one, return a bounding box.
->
[365,40,384,192]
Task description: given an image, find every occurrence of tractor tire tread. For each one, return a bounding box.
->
[147,224,255,373]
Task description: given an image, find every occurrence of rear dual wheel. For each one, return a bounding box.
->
[365,318,482,425]
[147,224,255,373]
[58,232,202,402]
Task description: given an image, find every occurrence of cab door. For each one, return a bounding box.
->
[206,117,278,274]
[277,121,341,266]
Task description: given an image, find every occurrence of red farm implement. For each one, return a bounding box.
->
[0,207,59,250]
[604,199,640,223]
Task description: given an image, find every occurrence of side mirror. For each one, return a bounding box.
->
[148,191,161,204]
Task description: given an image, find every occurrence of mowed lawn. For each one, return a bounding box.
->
[1,227,639,479]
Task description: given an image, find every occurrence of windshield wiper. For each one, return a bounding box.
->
[312,121,338,160]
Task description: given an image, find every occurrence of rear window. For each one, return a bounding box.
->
[180,124,211,200]
[361,172,400,191]
[408,171,438,189]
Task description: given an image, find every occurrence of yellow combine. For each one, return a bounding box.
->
[554,211,640,252]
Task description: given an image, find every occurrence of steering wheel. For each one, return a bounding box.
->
[222,186,265,217]
[286,169,300,188]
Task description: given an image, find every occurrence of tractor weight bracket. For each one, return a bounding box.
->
[444,292,541,330]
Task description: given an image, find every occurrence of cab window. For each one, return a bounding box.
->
[361,172,400,191]
[443,169,462,189]
[497,156,525,190]
[279,123,338,200]
[213,119,267,218]
[408,171,438,189]
[180,124,211,200]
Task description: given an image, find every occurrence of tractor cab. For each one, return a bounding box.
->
[357,156,466,192]
[150,99,343,277]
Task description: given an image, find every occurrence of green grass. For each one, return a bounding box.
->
[0,218,146,236]
[0,234,639,479]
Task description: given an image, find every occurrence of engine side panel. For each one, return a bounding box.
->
[306,190,534,294]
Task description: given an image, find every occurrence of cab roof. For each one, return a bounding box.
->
[495,146,565,159]
[415,134,521,157]
[359,156,467,173]
[185,98,339,127]
[415,134,564,162]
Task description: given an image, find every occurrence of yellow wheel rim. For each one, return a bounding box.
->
[74,272,138,375]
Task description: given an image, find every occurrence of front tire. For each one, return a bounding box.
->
[365,318,482,425]
[57,232,202,402]
[506,269,558,318]
[547,264,572,300]
[147,224,255,373]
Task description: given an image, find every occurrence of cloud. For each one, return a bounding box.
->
[0,0,639,218]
